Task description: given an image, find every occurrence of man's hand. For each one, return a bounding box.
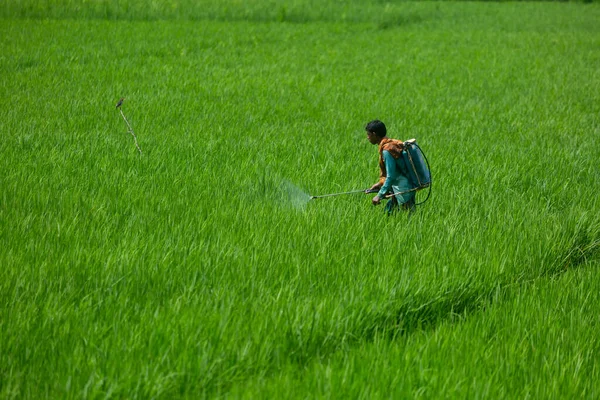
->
[366,184,381,194]
[372,196,381,205]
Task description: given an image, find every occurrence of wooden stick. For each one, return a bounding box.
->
[118,108,142,155]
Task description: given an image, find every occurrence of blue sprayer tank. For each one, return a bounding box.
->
[402,139,431,189]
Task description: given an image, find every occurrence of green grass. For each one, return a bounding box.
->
[1,1,600,398]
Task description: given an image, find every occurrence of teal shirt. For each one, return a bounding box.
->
[377,150,416,204]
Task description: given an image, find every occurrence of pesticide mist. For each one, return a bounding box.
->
[279,180,311,210]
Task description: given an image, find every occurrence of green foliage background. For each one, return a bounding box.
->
[1,1,599,398]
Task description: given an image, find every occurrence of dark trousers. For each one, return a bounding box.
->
[385,193,416,215]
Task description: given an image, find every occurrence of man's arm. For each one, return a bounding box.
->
[373,150,399,205]
[367,182,382,193]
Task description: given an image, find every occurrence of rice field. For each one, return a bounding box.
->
[1,1,600,398]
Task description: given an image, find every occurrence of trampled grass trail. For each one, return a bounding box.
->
[1,1,600,398]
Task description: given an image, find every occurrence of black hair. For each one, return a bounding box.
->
[365,120,387,138]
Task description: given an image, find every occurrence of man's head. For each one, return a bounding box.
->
[365,120,387,144]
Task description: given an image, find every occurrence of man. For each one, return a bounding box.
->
[365,120,416,213]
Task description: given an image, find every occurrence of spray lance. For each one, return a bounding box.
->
[309,188,416,200]
[310,189,376,200]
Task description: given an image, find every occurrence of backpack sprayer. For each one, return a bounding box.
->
[309,138,432,205]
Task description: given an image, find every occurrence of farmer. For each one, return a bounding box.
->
[365,120,416,213]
